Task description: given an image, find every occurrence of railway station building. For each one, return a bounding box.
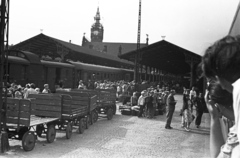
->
[10,7,202,91]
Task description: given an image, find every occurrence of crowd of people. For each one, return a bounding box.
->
[2,82,51,99]
[125,84,206,132]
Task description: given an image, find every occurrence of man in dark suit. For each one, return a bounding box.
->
[165,90,176,129]
[195,93,205,128]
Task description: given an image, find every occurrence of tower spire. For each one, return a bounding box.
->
[94,7,101,21]
[91,7,104,42]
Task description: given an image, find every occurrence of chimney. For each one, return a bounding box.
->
[146,34,149,45]
[69,40,71,43]
[82,32,86,46]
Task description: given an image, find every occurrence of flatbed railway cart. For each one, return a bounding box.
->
[96,89,117,120]
[28,93,89,140]
[56,90,97,133]
[5,96,62,151]
[72,89,117,121]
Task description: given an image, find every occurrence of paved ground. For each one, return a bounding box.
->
[1,94,210,158]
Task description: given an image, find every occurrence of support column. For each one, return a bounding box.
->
[145,66,148,81]
[0,0,10,153]
[140,64,143,82]
[190,60,194,87]
[153,68,155,82]
[184,53,200,88]
[134,54,139,83]
[149,67,151,82]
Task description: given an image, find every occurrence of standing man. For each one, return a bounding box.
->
[195,93,205,128]
[165,90,176,129]
[190,86,197,112]
[138,90,146,118]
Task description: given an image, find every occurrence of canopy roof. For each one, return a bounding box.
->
[119,40,201,75]
[11,33,133,69]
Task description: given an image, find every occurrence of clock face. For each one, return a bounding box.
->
[93,30,99,35]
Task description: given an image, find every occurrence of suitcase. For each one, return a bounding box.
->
[121,109,132,115]
[119,105,131,110]
[131,109,139,116]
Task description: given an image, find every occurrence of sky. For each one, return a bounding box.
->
[9,0,240,56]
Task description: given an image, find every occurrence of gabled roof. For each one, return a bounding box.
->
[82,41,147,57]
[119,39,201,74]
[11,33,134,68]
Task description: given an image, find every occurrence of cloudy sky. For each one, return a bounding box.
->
[9,0,239,56]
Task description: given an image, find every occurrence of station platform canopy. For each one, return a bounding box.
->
[11,33,134,69]
[119,39,201,75]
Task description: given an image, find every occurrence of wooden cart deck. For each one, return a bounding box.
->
[29,116,59,126]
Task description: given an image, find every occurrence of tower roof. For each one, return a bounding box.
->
[94,7,101,21]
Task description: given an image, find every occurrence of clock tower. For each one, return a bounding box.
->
[91,7,104,42]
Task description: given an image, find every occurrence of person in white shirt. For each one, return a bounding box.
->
[42,84,51,93]
[190,86,197,112]
[190,86,197,101]
[78,80,85,89]
[138,90,146,117]
[24,83,38,98]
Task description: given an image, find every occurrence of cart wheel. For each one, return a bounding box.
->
[107,108,113,120]
[112,104,117,115]
[22,131,36,151]
[46,125,56,143]
[36,124,44,137]
[66,122,72,139]
[78,118,85,134]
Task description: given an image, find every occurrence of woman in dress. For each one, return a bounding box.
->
[183,89,192,131]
